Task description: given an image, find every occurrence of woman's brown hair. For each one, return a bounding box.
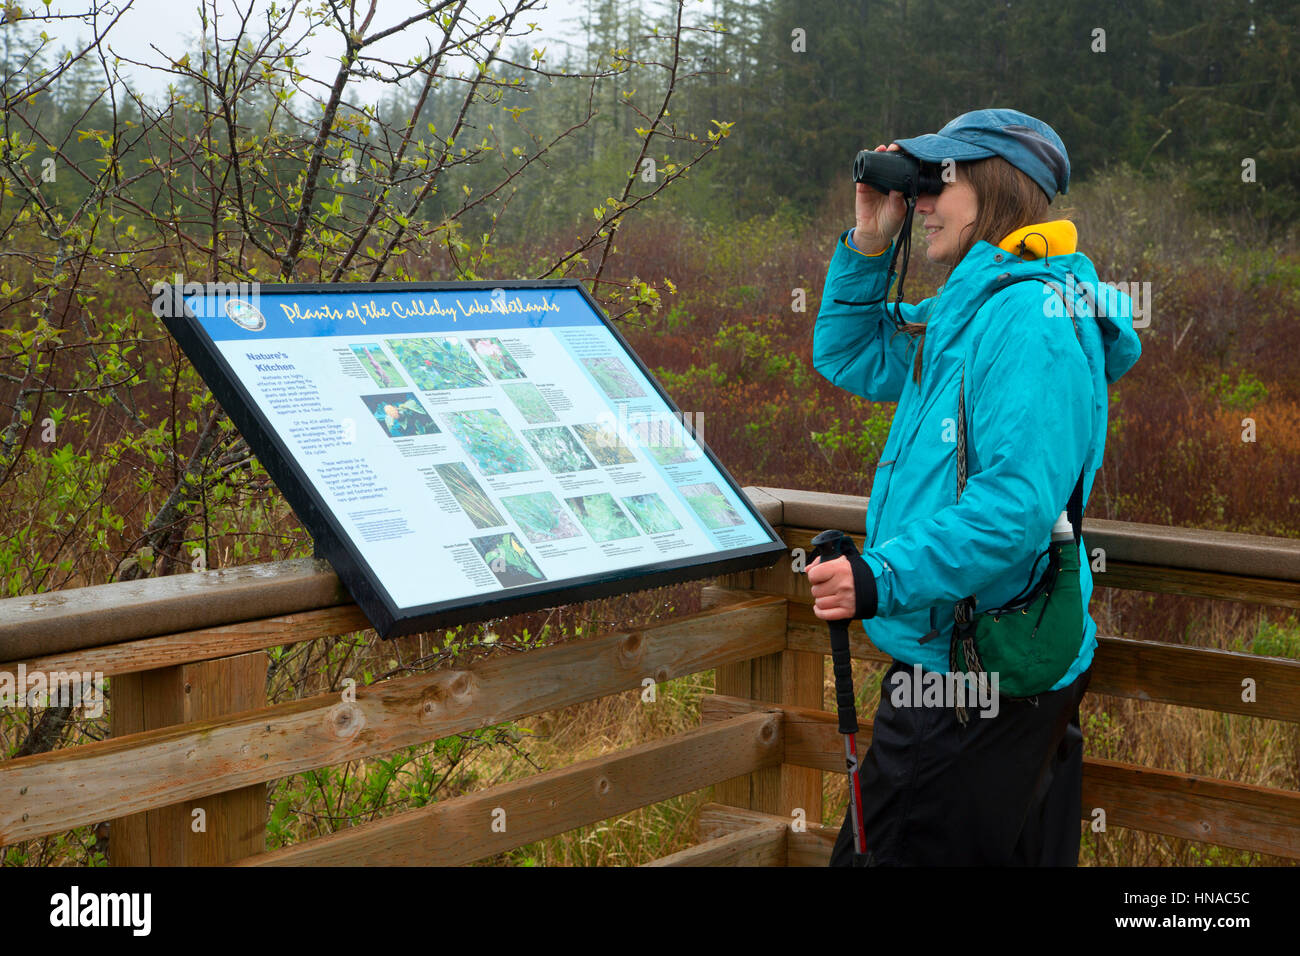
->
[894,155,1065,383]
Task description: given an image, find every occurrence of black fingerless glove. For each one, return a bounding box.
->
[847,552,879,620]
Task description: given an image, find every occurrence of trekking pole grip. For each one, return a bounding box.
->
[811,529,860,736]
[828,620,858,735]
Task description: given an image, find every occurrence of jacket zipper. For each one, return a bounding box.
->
[867,283,948,546]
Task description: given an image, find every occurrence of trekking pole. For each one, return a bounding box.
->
[810,529,867,864]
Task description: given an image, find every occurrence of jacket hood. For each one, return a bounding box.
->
[937,220,1143,385]
[1000,220,1142,384]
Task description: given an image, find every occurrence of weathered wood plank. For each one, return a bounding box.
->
[786,617,887,664]
[1091,561,1300,608]
[1086,518,1300,583]
[785,602,1300,723]
[702,695,1300,860]
[756,488,1300,582]
[4,605,373,678]
[106,671,148,865]
[111,652,268,866]
[739,486,784,526]
[0,559,348,660]
[778,527,1300,607]
[16,489,775,660]
[699,586,767,611]
[777,650,823,824]
[711,655,755,810]
[702,694,874,768]
[643,822,786,866]
[1088,632,1300,723]
[697,803,836,867]
[240,712,782,866]
[706,585,820,824]
[748,488,864,536]
[1083,757,1300,858]
[0,597,786,845]
[6,488,1296,665]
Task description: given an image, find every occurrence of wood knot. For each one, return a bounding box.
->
[450,672,473,697]
[760,720,777,744]
[620,631,644,665]
[419,672,475,720]
[327,702,364,739]
[595,775,611,796]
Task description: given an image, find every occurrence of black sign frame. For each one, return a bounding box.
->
[163,279,786,639]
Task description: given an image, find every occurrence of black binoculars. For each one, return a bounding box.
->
[852,149,946,197]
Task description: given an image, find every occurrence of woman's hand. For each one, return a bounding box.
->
[807,555,857,621]
[853,143,908,255]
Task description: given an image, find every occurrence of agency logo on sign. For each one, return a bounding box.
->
[226,299,267,331]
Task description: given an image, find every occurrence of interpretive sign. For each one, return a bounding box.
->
[162,280,785,638]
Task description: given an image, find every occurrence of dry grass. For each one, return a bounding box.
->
[473,669,717,867]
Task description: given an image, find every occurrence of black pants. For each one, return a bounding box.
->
[829,659,1091,866]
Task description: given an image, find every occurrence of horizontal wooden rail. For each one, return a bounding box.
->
[5,586,747,678]
[1090,562,1300,608]
[6,487,1297,666]
[785,602,1300,723]
[779,526,1300,608]
[241,711,782,866]
[0,596,785,845]
[753,486,1300,583]
[701,694,1300,860]
[0,558,348,660]
[698,804,834,867]
[643,820,787,866]
[2,605,373,678]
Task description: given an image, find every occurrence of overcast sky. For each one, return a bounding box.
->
[15,0,601,105]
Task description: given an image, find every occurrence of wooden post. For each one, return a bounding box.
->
[110,651,267,865]
[712,525,823,832]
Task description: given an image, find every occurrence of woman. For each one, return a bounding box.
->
[808,109,1142,866]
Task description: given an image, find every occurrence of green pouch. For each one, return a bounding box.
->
[949,539,1084,700]
[948,361,1087,719]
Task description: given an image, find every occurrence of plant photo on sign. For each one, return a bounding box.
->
[630,414,701,466]
[362,393,438,438]
[470,532,547,588]
[500,492,584,543]
[564,493,640,542]
[351,344,406,389]
[469,337,527,380]
[501,382,559,424]
[524,426,597,474]
[679,483,744,530]
[443,409,536,475]
[621,493,682,534]
[582,356,645,399]
[387,336,489,391]
[433,462,505,530]
[572,422,638,466]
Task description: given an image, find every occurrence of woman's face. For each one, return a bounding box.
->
[915,170,978,266]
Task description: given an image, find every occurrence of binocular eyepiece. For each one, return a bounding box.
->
[853,149,946,197]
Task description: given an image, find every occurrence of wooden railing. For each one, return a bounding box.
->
[1,486,1298,865]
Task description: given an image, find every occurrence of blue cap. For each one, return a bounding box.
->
[893,108,1070,201]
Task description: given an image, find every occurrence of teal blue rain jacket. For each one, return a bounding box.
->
[813,223,1142,690]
